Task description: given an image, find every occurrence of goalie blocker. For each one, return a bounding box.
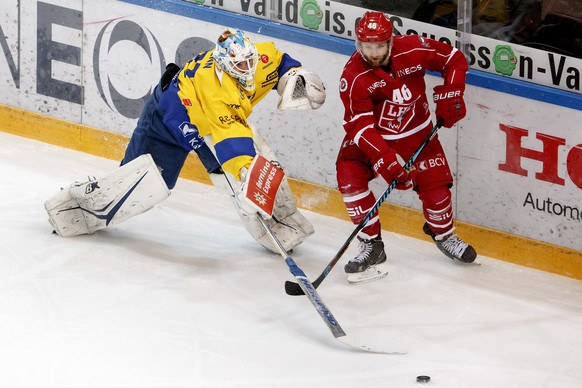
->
[45,154,170,237]
[238,155,285,218]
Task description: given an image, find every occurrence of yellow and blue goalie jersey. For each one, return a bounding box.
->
[158,42,301,180]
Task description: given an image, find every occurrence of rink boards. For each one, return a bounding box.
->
[0,0,580,279]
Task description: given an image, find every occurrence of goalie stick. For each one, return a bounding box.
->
[211,157,399,353]
[212,150,402,353]
[255,214,403,354]
[285,119,444,296]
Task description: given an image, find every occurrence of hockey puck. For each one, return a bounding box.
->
[416,375,431,383]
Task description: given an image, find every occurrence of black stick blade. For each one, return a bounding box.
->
[284,280,305,295]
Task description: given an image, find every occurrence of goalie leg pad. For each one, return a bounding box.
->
[237,178,315,253]
[205,130,315,253]
[210,168,314,253]
[263,209,315,252]
[45,154,170,237]
[45,188,92,237]
[245,130,315,252]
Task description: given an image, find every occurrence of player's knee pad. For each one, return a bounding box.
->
[413,151,453,192]
[45,154,170,237]
[336,159,373,196]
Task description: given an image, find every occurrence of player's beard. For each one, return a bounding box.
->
[364,52,390,67]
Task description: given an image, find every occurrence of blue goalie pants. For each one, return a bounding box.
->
[121,85,221,190]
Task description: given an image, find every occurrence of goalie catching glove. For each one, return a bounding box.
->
[277,68,326,110]
[236,155,286,219]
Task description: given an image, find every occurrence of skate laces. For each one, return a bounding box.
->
[440,234,469,257]
[352,239,373,263]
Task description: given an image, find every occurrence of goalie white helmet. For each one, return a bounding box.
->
[212,28,259,91]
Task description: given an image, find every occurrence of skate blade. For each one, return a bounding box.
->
[347,263,389,284]
[453,257,482,266]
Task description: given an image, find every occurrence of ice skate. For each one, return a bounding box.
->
[423,223,477,263]
[345,236,388,284]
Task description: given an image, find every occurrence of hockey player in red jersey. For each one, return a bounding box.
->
[337,11,477,283]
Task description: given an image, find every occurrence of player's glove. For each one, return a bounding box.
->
[277,68,326,110]
[372,150,417,191]
[235,155,286,218]
[433,83,466,128]
[160,63,180,91]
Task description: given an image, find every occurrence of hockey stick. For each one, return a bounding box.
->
[206,141,402,353]
[285,119,444,296]
[255,214,403,354]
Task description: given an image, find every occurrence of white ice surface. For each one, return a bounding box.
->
[1,131,581,388]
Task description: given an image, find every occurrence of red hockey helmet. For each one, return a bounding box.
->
[356,12,393,67]
[356,11,393,43]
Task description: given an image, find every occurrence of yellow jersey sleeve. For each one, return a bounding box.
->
[159,43,302,180]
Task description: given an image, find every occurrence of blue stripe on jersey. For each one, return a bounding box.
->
[214,137,256,165]
[158,82,198,151]
[184,63,200,79]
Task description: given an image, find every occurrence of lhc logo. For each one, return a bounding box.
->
[93,20,165,119]
[499,124,582,190]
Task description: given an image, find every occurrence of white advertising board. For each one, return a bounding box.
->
[183,0,582,95]
[0,0,580,251]
[0,0,84,122]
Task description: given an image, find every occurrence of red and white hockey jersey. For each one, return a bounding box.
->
[339,35,468,159]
